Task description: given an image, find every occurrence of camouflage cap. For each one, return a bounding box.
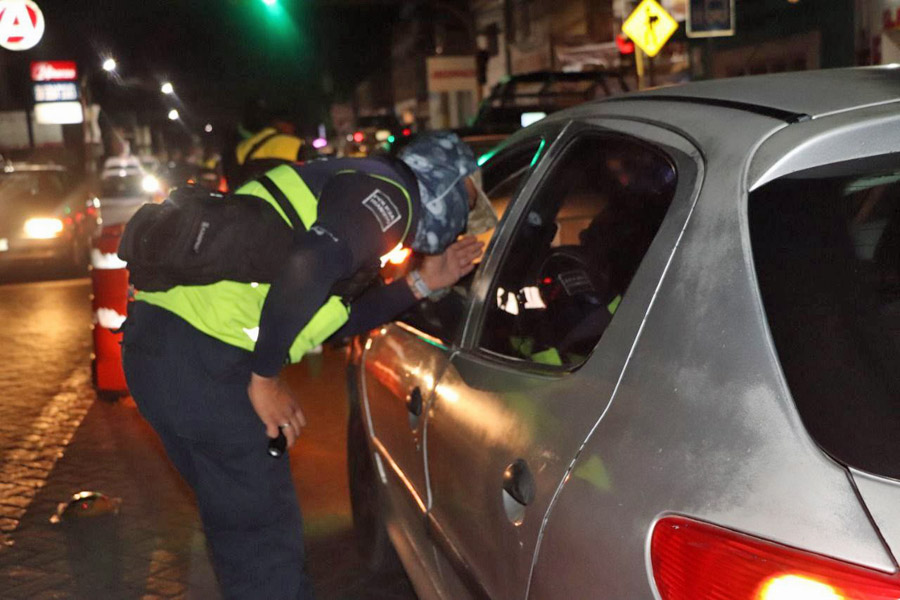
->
[398,132,477,254]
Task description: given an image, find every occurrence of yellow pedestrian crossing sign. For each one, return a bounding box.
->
[622,0,679,58]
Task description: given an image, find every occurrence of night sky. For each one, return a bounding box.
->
[1,0,397,131]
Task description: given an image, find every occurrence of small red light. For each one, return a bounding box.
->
[81,502,89,510]
[616,34,635,55]
[542,277,553,284]
[652,516,900,600]
[353,131,365,143]
[402,128,412,137]
[63,216,73,226]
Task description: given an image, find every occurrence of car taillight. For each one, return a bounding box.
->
[651,516,900,600]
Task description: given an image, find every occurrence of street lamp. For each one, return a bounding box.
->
[167,109,180,121]
[101,58,117,72]
[204,123,213,133]
[160,81,174,95]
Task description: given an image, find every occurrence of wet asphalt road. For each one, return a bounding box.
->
[0,268,416,599]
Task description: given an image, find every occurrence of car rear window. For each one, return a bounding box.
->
[101,176,144,198]
[750,158,900,479]
[0,172,67,208]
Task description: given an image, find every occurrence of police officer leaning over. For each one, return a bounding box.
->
[120,132,491,599]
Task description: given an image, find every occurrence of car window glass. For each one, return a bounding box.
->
[0,172,66,209]
[394,138,545,344]
[478,133,677,368]
[101,175,145,198]
[749,159,900,480]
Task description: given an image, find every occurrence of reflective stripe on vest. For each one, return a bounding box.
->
[135,164,350,364]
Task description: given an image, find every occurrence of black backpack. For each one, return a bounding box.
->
[118,186,382,299]
[118,186,295,292]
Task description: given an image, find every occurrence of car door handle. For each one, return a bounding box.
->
[502,459,535,506]
[406,386,423,417]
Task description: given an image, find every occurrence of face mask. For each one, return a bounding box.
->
[465,172,498,236]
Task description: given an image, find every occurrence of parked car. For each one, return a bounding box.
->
[463,69,630,161]
[98,171,160,226]
[98,155,167,226]
[346,67,900,599]
[0,163,99,272]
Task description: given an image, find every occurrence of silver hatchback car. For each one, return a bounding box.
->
[346,68,900,600]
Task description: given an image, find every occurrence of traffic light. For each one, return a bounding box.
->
[261,0,277,5]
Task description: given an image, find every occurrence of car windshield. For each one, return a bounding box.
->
[101,175,145,198]
[750,158,900,479]
[0,171,67,210]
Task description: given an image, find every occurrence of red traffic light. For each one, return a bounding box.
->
[353,131,365,143]
[402,128,412,137]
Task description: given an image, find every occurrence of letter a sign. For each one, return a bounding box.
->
[0,0,45,51]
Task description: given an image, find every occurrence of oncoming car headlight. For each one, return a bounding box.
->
[24,218,64,239]
[142,175,161,193]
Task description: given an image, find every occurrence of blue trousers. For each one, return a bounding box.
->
[122,301,315,599]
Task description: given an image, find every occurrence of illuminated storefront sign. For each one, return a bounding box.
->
[34,102,83,125]
[33,82,79,103]
[31,61,78,81]
[29,57,84,125]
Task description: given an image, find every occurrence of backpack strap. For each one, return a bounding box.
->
[242,132,280,163]
[259,175,303,230]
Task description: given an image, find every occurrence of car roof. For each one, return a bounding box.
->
[629,67,900,119]
[104,157,142,167]
[101,169,142,179]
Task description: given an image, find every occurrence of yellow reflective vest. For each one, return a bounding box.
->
[135,165,350,364]
[235,127,304,165]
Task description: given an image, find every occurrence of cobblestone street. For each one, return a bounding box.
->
[0,276,416,599]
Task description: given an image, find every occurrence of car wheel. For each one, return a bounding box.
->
[346,364,402,574]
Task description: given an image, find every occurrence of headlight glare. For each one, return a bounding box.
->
[141,175,160,193]
[24,218,64,239]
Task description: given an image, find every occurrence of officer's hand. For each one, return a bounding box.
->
[248,373,307,448]
[419,236,485,292]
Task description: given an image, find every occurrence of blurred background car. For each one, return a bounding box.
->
[345,111,406,157]
[97,167,163,226]
[0,163,100,274]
